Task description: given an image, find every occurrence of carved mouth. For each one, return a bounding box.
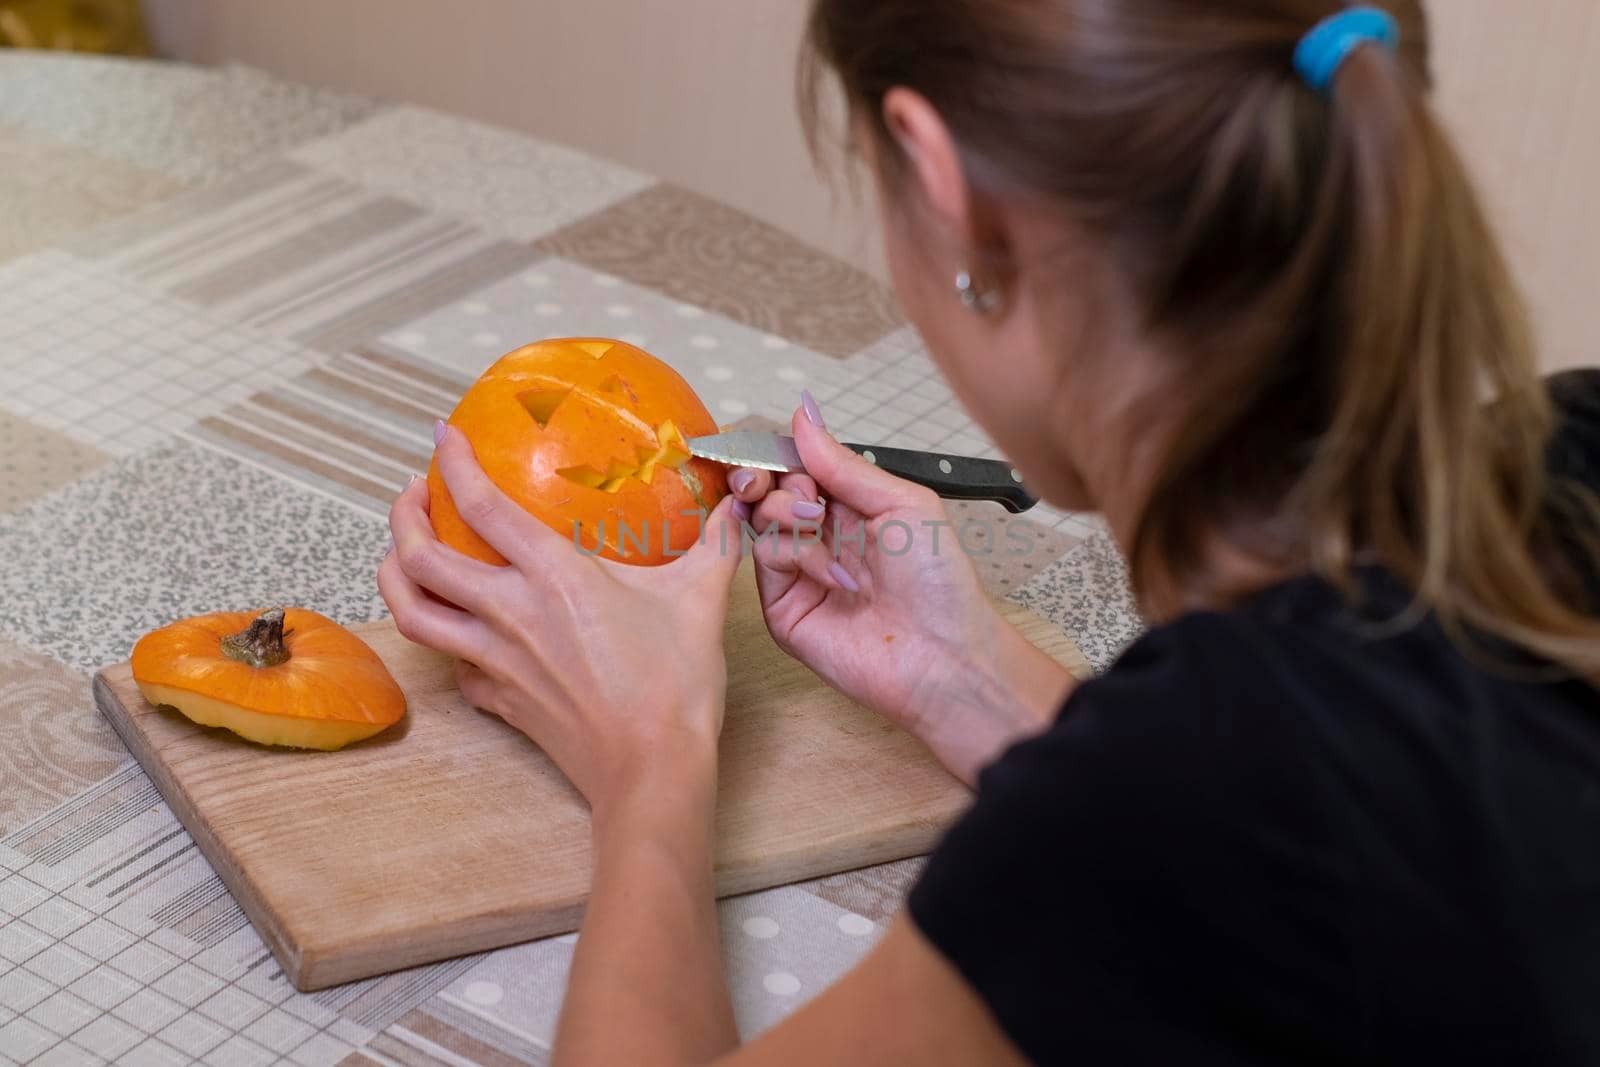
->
[554,420,692,494]
[515,376,694,496]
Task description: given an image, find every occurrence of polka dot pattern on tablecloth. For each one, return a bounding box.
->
[375,256,842,424]
[763,972,802,996]
[742,916,781,939]
[837,913,875,937]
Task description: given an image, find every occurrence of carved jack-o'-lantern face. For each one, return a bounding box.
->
[428,338,728,566]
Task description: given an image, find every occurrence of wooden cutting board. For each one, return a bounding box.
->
[94,565,1088,991]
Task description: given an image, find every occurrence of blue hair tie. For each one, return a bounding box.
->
[1294,6,1401,93]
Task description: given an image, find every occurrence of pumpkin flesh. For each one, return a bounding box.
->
[132,609,406,751]
[133,682,391,750]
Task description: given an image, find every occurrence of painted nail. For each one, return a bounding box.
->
[801,390,826,429]
[791,499,825,520]
[828,560,860,593]
[433,419,447,445]
[732,498,752,523]
[729,469,756,494]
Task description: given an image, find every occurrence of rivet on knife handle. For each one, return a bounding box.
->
[843,443,1037,513]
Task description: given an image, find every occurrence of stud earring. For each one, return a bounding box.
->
[955,269,1001,314]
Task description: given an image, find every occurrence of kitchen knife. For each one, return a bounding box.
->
[687,430,1038,513]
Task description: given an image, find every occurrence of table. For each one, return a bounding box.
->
[0,51,1141,1066]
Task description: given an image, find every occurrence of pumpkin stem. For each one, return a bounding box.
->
[221,609,293,668]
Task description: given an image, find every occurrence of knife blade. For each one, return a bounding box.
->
[687,431,1038,513]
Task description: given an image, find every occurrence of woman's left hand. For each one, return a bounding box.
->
[377,424,745,815]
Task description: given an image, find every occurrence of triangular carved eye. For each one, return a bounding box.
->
[575,341,614,359]
[519,387,572,428]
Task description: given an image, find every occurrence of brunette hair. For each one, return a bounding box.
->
[802,0,1600,678]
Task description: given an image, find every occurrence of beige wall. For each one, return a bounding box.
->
[142,0,881,274]
[145,0,1595,370]
[1430,0,1599,372]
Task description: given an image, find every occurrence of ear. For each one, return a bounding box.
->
[882,87,974,242]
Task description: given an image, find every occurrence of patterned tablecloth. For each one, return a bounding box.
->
[0,51,1142,1067]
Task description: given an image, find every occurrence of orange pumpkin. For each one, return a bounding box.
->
[429,337,728,566]
[131,609,407,751]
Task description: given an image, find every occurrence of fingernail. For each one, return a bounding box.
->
[732,498,751,523]
[801,390,826,429]
[729,469,755,494]
[385,538,394,555]
[828,560,860,592]
[791,499,825,520]
[408,473,421,486]
[433,419,447,445]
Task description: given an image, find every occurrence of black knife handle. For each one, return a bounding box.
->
[841,443,1037,513]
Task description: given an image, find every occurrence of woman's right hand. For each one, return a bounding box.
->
[728,394,1073,784]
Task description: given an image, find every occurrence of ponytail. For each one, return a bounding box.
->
[1293,43,1600,675]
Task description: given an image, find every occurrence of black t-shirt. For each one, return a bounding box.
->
[909,370,1600,1066]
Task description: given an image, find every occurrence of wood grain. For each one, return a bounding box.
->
[95,566,1088,991]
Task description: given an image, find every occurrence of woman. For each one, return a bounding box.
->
[380,1,1600,1062]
